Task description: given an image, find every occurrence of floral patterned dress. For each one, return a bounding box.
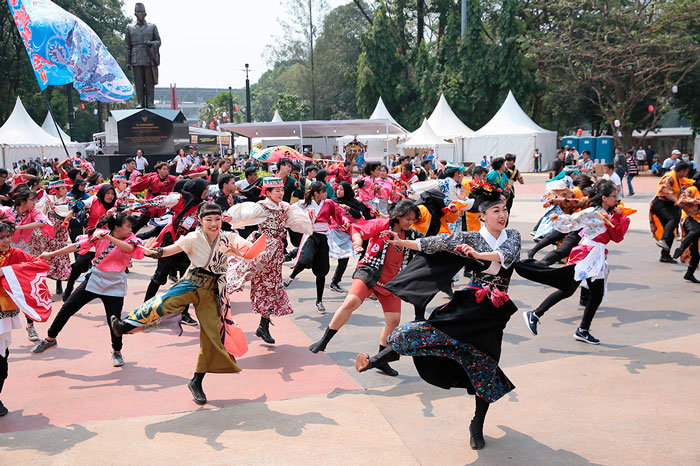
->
[27,195,71,280]
[226,199,312,318]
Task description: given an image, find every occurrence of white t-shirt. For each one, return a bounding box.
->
[174,155,188,174]
[135,156,148,170]
[603,172,623,200]
[636,149,646,161]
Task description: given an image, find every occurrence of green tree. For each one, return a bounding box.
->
[200,92,242,127]
[276,92,310,121]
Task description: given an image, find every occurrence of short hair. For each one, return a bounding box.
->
[291,163,301,172]
[305,166,317,176]
[0,169,8,177]
[343,159,352,167]
[421,159,431,167]
[606,162,615,169]
[154,161,168,170]
[402,162,413,171]
[218,173,234,190]
[471,166,488,177]
[504,153,516,161]
[125,158,135,164]
[277,157,292,168]
[491,157,506,171]
[244,167,257,178]
[0,221,16,236]
[364,161,381,176]
[675,161,690,172]
[582,150,590,155]
[388,199,421,227]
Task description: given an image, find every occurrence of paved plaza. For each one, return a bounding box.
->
[1,175,698,465]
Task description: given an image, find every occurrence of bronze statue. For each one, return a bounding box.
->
[125,3,161,109]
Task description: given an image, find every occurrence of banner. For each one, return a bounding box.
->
[6,0,134,102]
[1,260,52,322]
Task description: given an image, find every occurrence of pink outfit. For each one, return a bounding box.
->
[310,199,349,232]
[0,206,54,243]
[76,232,144,272]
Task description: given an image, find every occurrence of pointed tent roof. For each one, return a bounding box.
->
[401,118,451,148]
[427,94,473,138]
[42,111,73,142]
[0,97,67,147]
[271,110,284,123]
[369,97,406,132]
[467,91,554,136]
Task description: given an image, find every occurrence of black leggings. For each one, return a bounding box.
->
[64,251,95,297]
[540,231,582,266]
[47,279,124,351]
[651,197,681,250]
[331,257,350,285]
[529,230,566,257]
[290,233,330,303]
[534,278,605,330]
[0,348,7,394]
[681,218,700,268]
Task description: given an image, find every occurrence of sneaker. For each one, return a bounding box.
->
[523,311,540,336]
[329,283,345,293]
[573,328,600,345]
[283,277,294,288]
[181,313,198,326]
[672,247,683,259]
[316,302,326,315]
[0,400,7,417]
[111,351,124,367]
[32,338,57,353]
[659,255,677,264]
[26,325,39,342]
[655,239,671,251]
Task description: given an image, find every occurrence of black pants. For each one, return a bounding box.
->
[48,278,124,351]
[332,257,350,285]
[290,233,330,303]
[651,197,681,251]
[68,218,83,244]
[529,230,566,257]
[540,231,582,266]
[681,218,700,268]
[0,348,7,394]
[534,278,605,330]
[131,213,152,236]
[64,251,95,296]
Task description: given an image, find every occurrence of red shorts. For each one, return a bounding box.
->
[348,279,401,313]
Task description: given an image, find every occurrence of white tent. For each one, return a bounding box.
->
[427,94,473,162]
[0,97,81,167]
[41,111,73,142]
[336,97,406,161]
[271,110,284,123]
[461,91,557,172]
[399,118,455,161]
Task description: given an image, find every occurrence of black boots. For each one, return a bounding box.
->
[110,315,136,337]
[55,280,63,295]
[355,345,400,376]
[469,420,486,450]
[188,372,206,405]
[256,317,275,344]
[684,266,700,283]
[308,327,338,353]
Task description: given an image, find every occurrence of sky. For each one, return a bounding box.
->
[122,0,349,89]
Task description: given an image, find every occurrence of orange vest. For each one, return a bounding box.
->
[656,172,680,198]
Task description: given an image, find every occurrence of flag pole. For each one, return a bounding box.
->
[40,91,71,159]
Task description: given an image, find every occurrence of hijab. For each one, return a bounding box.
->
[95,184,116,209]
[334,181,372,220]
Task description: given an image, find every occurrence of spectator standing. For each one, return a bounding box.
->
[645,144,656,171]
[135,149,149,171]
[626,150,638,196]
[636,145,647,171]
[172,148,189,175]
[551,150,565,177]
[577,150,594,176]
[602,162,623,200]
[613,148,627,195]
[534,148,542,172]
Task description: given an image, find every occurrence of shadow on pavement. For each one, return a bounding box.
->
[37,364,190,391]
[468,425,604,465]
[539,345,700,374]
[554,306,692,328]
[0,416,96,454]
[10,347,91,363]
[144,394,337,450]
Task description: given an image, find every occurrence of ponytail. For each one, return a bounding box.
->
[304,181,325,205]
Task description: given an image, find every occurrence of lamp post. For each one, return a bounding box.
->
[245,64,252,154]
[66,85,75,141]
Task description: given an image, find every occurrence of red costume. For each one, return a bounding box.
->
[130,172,178,217]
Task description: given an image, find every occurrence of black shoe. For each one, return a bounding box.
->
[256,318,275,344]
[31,338,57,353]
[469,420,486,450]
[374,362,398,376]
[110,315,135,337]
[659,255,677,264]
[523,311,540,336]
[672,247,683,259]
[573,328,600,345]
[355,346,400,375]
[0,400,7,417]
[308,327,337,353]
[181,313,198,326]
[684,272,700,284]
[188,379,207,405]
[329,283,345,293]
[55,281,63,295]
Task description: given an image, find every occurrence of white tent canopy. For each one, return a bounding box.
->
[461,91,557,172]
[41,111,73,142]
[399,118,455,161]
[271,110,284,123]
[369,96,406,133]
[428,94,473,138]
[0,97,81,167]
[337,97,407,161]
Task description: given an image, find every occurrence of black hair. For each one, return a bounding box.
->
[198,201,223,217]
[125,158,135,165]
[491,157,506,171]
[291,163,301,172]
[606,162,615,169]
[94,211,136,233]
[244,167,257,179]
[573,174,594,191]
[25,176,42,189]
[586,179,618,211]
[0,169,8,177]
[0,220,16,235]
[675,161,691,173]
[471,166,488,178]
[277,157,292,168]
[316,169,328,182]
[26,167,38,176]
[421,159,431,167]
[504,153,516,161]
[304,181,326,205]
[305,166,317,176]
[67,168,80,181]
[218,173,234,190]
[343,159,352,167]
[582,150,590,155]
[402,162,413,172]
[10,184,37,206]
[388,199,420,228]
[364,161,381,176]
[86,172,102,185]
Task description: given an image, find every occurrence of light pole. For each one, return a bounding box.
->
[245,64,252,154]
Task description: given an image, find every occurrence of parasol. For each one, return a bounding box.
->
[252,146,314,163]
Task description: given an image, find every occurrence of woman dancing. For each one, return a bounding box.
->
[308,199,422,377]
[226,177,313,344]
[32,213,144,367]
[284,181,350,314]
[522,180,630,344]
[111,203,253,404]
[355,182,520,449]
[673,172,700,283]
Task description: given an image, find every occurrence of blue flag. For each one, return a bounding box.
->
[7,0,134,102]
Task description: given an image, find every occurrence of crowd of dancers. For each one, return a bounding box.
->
[0,149,696,450]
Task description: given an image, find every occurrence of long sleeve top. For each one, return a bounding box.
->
[296,199,349,233]
[0,206,54,243]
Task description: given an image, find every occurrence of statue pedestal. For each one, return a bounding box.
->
[96,108,188,175]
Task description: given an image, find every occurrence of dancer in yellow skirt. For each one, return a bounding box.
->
[111,202,253,404]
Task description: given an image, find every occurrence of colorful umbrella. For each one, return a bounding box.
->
[252,146,314,163]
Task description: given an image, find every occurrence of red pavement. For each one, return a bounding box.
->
[2,287,360,433]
